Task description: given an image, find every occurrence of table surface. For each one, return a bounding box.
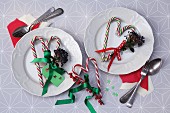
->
[1,0,170,113]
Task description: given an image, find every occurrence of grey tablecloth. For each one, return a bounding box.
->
[0,0,170,113]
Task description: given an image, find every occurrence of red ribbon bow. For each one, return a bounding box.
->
[95,40,126,71]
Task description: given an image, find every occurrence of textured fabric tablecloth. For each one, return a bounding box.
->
[0,0,170,113]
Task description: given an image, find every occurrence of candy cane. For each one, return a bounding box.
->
[46,36,61,49]
[70,57,103,105]
[30,36,47,87]
[102,17,135,61]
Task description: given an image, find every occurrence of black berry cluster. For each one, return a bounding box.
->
[53,48,68,67]
[122,31,145,52]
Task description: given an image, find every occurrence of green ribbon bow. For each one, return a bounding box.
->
[55,74,100,113]
[31,50,65,95]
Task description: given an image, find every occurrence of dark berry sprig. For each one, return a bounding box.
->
[122,31,145,52]
[53,48,68,67]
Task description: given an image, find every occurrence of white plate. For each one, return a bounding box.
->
[12,27,82,97]
[84,7,154,74]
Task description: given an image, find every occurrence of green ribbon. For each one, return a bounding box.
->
[55,74,100,113]
[31,50,65,96]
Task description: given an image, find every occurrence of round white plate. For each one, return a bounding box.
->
[84,7,154,74]
[12,27,82,97]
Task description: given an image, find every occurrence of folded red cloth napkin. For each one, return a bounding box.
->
[7,19,40,47]
[119,67,148,91]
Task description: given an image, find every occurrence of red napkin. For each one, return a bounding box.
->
[119,67,148,91]
[7,19,40,47]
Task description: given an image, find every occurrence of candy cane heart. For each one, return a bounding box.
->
[31,36,65,96]
[55,57,103,113]
[102,17,135,61]
[70,57,103,104]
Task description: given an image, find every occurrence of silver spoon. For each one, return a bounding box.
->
[119,58,162,107]
[12,8,64,38]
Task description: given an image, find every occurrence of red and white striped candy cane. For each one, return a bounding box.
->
[46,36,61,49]
[30,36,48,87]
[70,57,103,105]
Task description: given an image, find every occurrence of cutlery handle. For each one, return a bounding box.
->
[119,84,137,104]
[126,77,144,108]
[32,7,55,25]
[41,8,64,22]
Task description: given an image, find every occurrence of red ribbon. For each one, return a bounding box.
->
[95,40,126,71]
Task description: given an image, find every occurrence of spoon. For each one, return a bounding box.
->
[119,58,162,106]
[12,8,64,38]
[126,58,162,108]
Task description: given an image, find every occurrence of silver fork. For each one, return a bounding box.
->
[126,64,150,108]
